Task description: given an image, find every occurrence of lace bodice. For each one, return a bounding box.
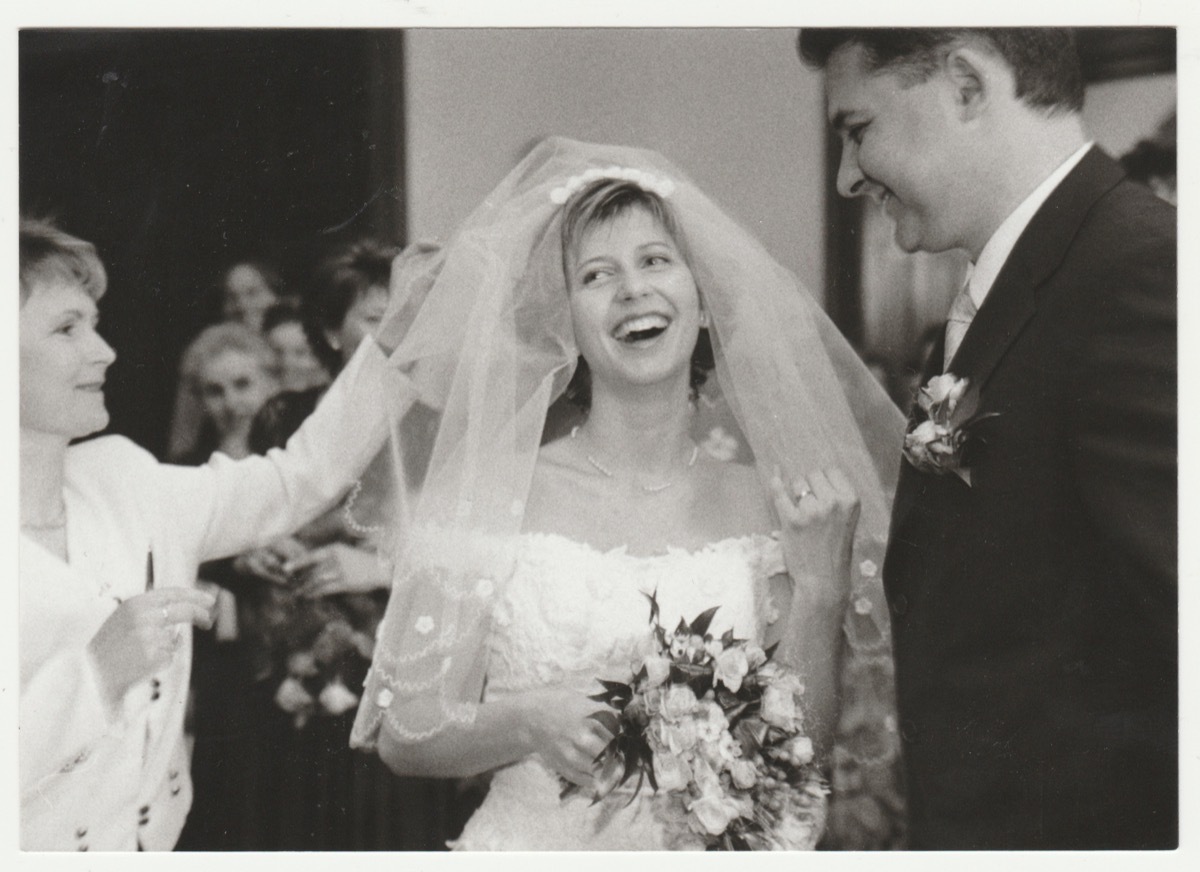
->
[484,531,785,699]
[451,530,803,851]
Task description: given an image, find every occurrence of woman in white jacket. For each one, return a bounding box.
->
[18,217,399,851]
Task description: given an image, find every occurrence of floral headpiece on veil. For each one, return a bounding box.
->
[352,137,907,847]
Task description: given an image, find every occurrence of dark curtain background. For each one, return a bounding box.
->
[19,28,406,457]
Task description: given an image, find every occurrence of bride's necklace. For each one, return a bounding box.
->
[571,425,699,494]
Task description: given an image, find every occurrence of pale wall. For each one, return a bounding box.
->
[403,28,829,301]
[1083,73,1177,156]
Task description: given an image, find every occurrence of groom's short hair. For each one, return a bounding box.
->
[797,28,1084,115]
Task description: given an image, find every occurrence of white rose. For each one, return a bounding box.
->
[714,646,750,692]
[730,758,758,790]
[318,679,360,716]
[661,684,699,721]
[772,812,816,850]
[652,751,692,792]
[287,651,319,678]
[274,676,314,713]
[761,684,798,730]
[787,735,814,765]
[920,373,963,409]
[695,700,728,743]
[690,754,723,797]
[643,655,672,687]
[745,645,768,670]
[688,795,738,836]
[665,718,700,755]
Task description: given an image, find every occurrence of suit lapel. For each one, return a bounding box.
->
[890,148,1126,537]
[946,147,1126,392]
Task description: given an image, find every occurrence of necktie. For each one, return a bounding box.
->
[943,275,978,372]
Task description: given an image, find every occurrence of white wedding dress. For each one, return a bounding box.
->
[450,530,826,851]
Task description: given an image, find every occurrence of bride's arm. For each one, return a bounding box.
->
[768,467,859,763]
[377,684,610,783]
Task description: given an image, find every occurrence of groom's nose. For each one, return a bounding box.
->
[836,144,867,199]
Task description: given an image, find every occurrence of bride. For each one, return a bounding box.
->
[351,138,906,849]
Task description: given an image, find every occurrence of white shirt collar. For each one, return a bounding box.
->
[967,141,1094,308]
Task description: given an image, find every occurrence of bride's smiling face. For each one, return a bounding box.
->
[566,205,702,395]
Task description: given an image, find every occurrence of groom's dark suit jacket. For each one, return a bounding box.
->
[883,148,1176,850]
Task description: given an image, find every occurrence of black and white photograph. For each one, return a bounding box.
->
[8,0,1190,861]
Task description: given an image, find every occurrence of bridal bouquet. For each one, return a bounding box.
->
[571,592,828,850]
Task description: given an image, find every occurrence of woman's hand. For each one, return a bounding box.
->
[88,588,218,709]
[771,467,861,611]
[518,686,614,789]
[232,536,309,586]
[285,542,391,597]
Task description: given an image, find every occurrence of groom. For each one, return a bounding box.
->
[799,29,1176,849]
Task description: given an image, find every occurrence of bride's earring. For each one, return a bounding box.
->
[699,309,710,329]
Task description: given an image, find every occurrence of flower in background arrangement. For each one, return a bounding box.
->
[245,584,386,728]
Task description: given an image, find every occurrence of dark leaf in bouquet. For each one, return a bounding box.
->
[688,606,720,638]
[559,780,582,801]
[589,679,632,706]
[594,734,621,766]
[637,740,658,792]
[721,628,736,647]
[588,709,621,738]
[715,685,739,707]
[634,663,649,683]
[654,625,668,649]
[669,662,711,694]
[643,588,661,626]
[733,717,768,754]
[723,701,749,724]
[763,641,780,662]
[596,679,632,696]
[674,617,690,637]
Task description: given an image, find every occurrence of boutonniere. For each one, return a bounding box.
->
[902,374,998,486]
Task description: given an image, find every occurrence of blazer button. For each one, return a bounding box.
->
[75,826,88,838]
[169,769,179,781]
[900,719,919,743]
[78,845,89,852]
[892,594,909,616]
[171,786,181,796]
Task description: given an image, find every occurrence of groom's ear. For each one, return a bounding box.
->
[943,46,994,122]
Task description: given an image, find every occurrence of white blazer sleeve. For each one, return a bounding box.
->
[155,338,397,563]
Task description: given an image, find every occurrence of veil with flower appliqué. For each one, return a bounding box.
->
[351,137,908,848]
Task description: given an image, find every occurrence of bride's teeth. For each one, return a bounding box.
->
[614,314,669,340]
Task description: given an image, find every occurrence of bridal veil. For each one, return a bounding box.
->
[351,137,907,846]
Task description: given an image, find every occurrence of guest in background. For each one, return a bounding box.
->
[167,258,288,460]
[220,259,285,334]
[180,237,469,851]
[262,302,331,394]
[1121,111,1176,206]
[18,216,394,851]
[168,322,279,464]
